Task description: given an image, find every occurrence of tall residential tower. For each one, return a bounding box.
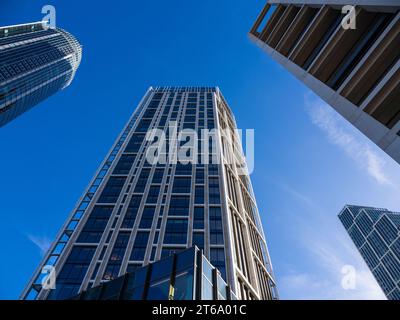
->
[339,205,400,300]
[250,1,400,164]
[0,22,82,127]
[21,87,278,300]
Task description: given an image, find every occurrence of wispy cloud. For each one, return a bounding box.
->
[274,180,386,300]
[27,234,52,257]
[274,180,320,211]
[304,95,393,186]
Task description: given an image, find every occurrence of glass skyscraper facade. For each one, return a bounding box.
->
[339,205,400,300]
[0,21,82,127]
[21,86,278,300]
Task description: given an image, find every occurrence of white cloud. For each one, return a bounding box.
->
[304,95,393,186]
[279,268,385,300]
[27,234,52,257]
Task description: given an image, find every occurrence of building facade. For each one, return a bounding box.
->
[21,86,278,300]
[250,1,400,165]
[339,205,400,300]
[0,22,82,127]
[70,247,236,300]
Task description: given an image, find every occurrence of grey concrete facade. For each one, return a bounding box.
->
[250,1,400,165]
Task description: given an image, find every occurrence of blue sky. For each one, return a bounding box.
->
[1,0,400,300]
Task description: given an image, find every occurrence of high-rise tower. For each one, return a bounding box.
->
[21,87,278,300]
[250,1,400,165]
[339,205,400,300]
[0,22,82,127]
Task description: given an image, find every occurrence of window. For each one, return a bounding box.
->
[382,252,400,282]
[193,207,204,229]
[103,232,131,280]
[175,164,192,175]
[135,118,152,132]
[134,169,151,193]
[161,247,184,259]
[392,238,400,261]
[193,232,204,250]
[57,264,90,283]
[210,207,223,245]
[164,219,188,244]
[172,177,191,193]
[339,209,354,230]
[127,263,142,274]
[130,232,149,261]
[77,206,114,243]
[168,196,190,216]
[185,115,196,123]
[210,248,226,280]
[375,215,398,245]
[194,186,204,204]
[201,258,214,300]
[139,206,156,228]
[103,263,121,281]
[217,274,228,300]
[113,155,136,174]
[360,243,379,269]
[150,256,174,282]
[152,169,164,183]
[102,276,125,300]
[67,246,96,263]
[373,265,395,293]
[146,186,160,204]
[196,169,204,184]
[108,248,126,263]
[355,211,373,237]
[367,231,388,258]
[209,178,220,204]
[47,284,81,300]
[98,177,126,203]
[125,134,145,153]
[348,225,365,248]
[113,231,130,248]
[57,246,96,286]
[207,120,215,129]
[208,164,218,176]
[173,271,194,300]
[121,195,142,228]
[147,278,171,300]
[143,108,157,118]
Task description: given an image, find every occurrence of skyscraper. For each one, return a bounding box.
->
[249,1,400,165]
[339,205,400,300]
[21,87,278,300]
[0,22,82,127]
